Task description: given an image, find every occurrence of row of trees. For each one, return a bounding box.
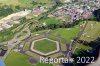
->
[72,37,100,66]
[32,20,80,32]
[0,5,14,17]
[93,8,100,22]
[0,29,14,42]
[0,5,27,18]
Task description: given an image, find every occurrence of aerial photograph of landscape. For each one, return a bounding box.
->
[0,0,100,66]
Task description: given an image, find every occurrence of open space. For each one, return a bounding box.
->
[0,0,20,6]
[34,0,52,6]
[19,0,32,3]
[40,17,62,25]
[81,21,100,42]
[5,51,33,66]
[0,0,36,9]
[48,27,80,43]
[33,38,58,53]
[5,50,53,66]
[74,43,92,54]
[1,0,100,66]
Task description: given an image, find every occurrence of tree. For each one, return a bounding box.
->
[0,5,14,17]
[93,9,100,22]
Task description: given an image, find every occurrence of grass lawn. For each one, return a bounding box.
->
[0,24,25,42]
[77,43,92,51]
[0,0,35,9]
[35,0,52,6]
[17,31,27,38]
[64,15,71,21]
[74,48,82,55]
[74,43,92,55]
[48,27,80,43]
[35,63,53,66]
[5,51,33,66]
[35,0,51,3]
[40,17,62,25]
[0,0,53,7]
[26,51,40,60]
[23,42,30,50]
[0,0,32,5]
[33,39,57,53]
[19,0,32,3]
[0,30,14,42]
[5,51,53,66]
[0,0,20,6]
[81,21,100,42]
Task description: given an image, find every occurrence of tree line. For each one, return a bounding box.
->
[32,20,80,32]
[71,37,100,66]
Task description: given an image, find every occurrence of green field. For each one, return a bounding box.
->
[48,27,80,43]
[0,0,32,5]
[17,31,27,38]
[0,23,25,42]
[5,51,33,66]
[77,43,92,51]
[35,0,52,6]
[34,39,57,53]
[19,0,32,3]
[81,21,100,42]
[23,42,30,50]
[0,0,53,7]
[74,43,92,55]
[74,48,82,55]
[0,0,52,6]
[0,0,20,6]
[40,17,62,25]
[74,21,100,55]
[0,0,36,9]
[0,30,14,42]
[5,51,53,66]
[35,0,51,3]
